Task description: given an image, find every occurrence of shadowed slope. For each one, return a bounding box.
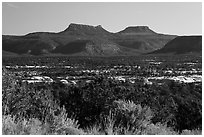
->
[149,36,202,54]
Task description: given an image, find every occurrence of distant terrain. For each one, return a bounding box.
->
[150,36,202,55]
[3,23,177,56]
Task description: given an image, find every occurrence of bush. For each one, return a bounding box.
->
[2,108,84,135]
[88,100,177,135]
[46,106,84,135]
[2,115,45,135]
[180,129,202,135]
[2,68,17,115]
[142,123,177,135]
[111,100,153,131]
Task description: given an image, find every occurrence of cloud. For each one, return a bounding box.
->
[6,3,19,9]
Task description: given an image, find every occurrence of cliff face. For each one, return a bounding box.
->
[2,23,176,56]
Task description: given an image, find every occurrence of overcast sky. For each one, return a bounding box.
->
[2,2,202,35]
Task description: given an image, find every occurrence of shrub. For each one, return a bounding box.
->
[2,108,84,135]
[46,106,84,135]
[142,123,177,135]
[2,115,45,135]
[2,68,17,115]
[112,100,153,131]
[98,100,153,134]
[180,129,202,135]
[85,124,104,135]
[89,100,178,135]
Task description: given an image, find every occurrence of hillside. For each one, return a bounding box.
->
[2,23,176,56]
[149,36,202,54]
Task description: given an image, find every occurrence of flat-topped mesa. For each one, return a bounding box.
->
[60,23,112,37]
[68,23,95,30]
[62,23,104,32]
[119,26,157,34]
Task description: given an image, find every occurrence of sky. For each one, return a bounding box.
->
[2,2,202,35]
